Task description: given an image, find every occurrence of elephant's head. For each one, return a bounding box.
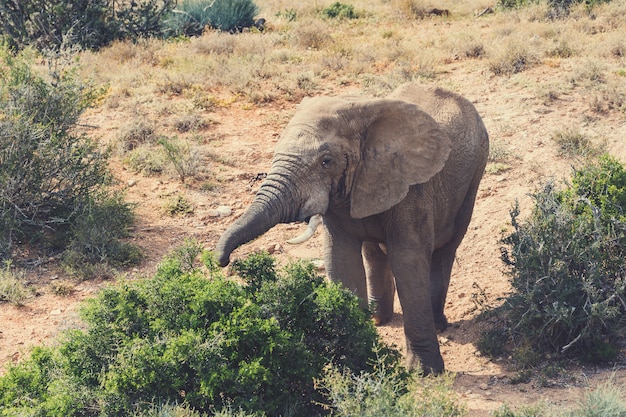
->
[215,96,451,266]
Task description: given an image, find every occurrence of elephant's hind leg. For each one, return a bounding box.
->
[363,242,395,325]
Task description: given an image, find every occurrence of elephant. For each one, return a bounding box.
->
[215,83,489,374]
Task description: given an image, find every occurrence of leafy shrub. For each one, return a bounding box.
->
[0,245,396,416]
[162,194,194,216]
[492,155,626,364]
[321,361,465,417]
[321,2,359,19]
[0,0,175,51]
[124,144,168,176]
[0,45,138,267]
[163,0,259,36]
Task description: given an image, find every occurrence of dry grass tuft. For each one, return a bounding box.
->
[488,39,539,76]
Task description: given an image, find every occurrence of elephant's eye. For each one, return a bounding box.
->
[321,156,332,168]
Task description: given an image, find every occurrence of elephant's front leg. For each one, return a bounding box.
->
[388,244,444,375]
[362,242,395,325]
[322,221,368,304]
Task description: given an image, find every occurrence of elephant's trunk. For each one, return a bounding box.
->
[215,173,300,267]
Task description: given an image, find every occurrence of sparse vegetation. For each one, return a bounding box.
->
[489,378,626,416]
[551,127,603,158]
[322,365,465,417]
[159,136,201,183]
[0,262,33,305]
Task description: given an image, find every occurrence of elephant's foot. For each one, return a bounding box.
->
[434,313,449,332]
[406,348,445,376]
[370,299,394,326]
[373,310,394,326]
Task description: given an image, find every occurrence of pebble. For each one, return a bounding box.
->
[217,206,232,217]
[127,179,137,187]
[205,209,221,218]
[267,243,281,254]
[311,259,325,270]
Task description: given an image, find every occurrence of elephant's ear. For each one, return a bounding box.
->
[350,100,452,219]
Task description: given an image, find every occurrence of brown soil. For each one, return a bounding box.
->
[2,30,626,417]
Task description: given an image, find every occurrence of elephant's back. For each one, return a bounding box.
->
[389,83,489,173]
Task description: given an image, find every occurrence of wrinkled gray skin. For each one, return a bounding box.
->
[215,83,489,375]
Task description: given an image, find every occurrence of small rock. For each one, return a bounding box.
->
[217,206,232,217]
[205,209,221,218]
[50,309,63,316]
[127,179,137,187]
[479,383,489,390]
[312,259,325,270]
[267,243,282,255]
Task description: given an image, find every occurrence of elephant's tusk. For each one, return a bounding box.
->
[286,214,322,244]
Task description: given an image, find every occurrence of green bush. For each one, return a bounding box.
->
[0,245,396,416]
[163,0,259,36]
[0,0,175,51]
[0,45,138,268]
[321,2,359,19]
[492,155,626,364]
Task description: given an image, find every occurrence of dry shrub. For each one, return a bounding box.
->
[488,40,538,76]
[442,32,486,60]
[603,32,626,58]
[393,0,429,19]
[570,60,606,86]
[98,39,163,66]
[117,120,158,153]
[191,31,239,55]
[589,81,626,114]
[293,19,333,50]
